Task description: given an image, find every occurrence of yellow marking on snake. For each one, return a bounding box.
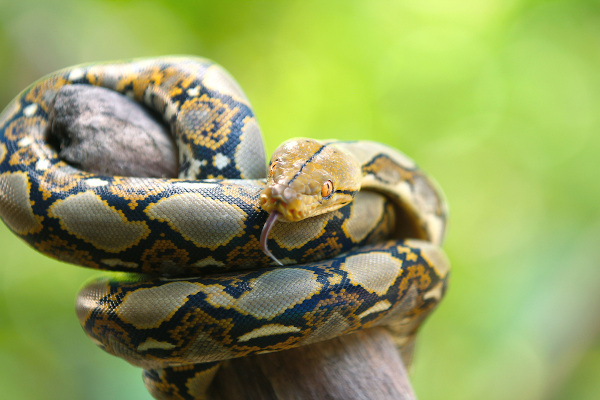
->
[0,171,43,234]
[5,116,46,141]
[238,324,301,342]
[271,211,330,249]
[301,312,352,345]
[116,282,201,329]
[198,268,323,319]
[180,332,234,363]
[85,178,109,187]
[424,281,445,301]
[236,269,322,318]
[138,339,177,351]
[342,191,386,242]
[49,191,150,252]
[328,273,343,286]
[192,256,226,268]
[341,252,402,296]
[179,95,237,151]
[406,238,451,278]
[358,300,392,319]
[235,116,266,178]
[145,193,247,249]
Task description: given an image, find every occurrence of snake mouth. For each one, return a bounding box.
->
[260,195,307,222]
[260,211,283,266]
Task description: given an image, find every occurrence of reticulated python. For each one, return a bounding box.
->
[0,57,449,399]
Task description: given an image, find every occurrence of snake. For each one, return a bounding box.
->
[0,57,449,399]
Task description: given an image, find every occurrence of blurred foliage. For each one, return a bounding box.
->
[1,0,599,399]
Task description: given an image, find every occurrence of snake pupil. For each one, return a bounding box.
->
[321,180,333,199]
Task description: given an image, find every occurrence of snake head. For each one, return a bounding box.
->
[260,139,362,222]
[259,139,362,265]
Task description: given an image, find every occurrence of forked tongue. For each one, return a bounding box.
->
[260,211,283,266]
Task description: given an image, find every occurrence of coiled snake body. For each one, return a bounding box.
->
[0,57,449,399]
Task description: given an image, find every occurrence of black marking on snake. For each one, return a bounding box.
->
[286,143,327,185]
[335,189,357,196]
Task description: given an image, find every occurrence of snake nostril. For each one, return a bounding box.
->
[271,184,286,197]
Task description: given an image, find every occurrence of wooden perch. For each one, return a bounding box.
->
[211,328,415,400]
[48,84,417,400]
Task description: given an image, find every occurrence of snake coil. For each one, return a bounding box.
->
[0,57,449,399]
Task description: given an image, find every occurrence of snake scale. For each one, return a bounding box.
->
[0,57,449,399]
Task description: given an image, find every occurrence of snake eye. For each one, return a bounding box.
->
[269,162,277,177]
[321,180,334,199]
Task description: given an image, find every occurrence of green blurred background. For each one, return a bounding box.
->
[1,0,599,399]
